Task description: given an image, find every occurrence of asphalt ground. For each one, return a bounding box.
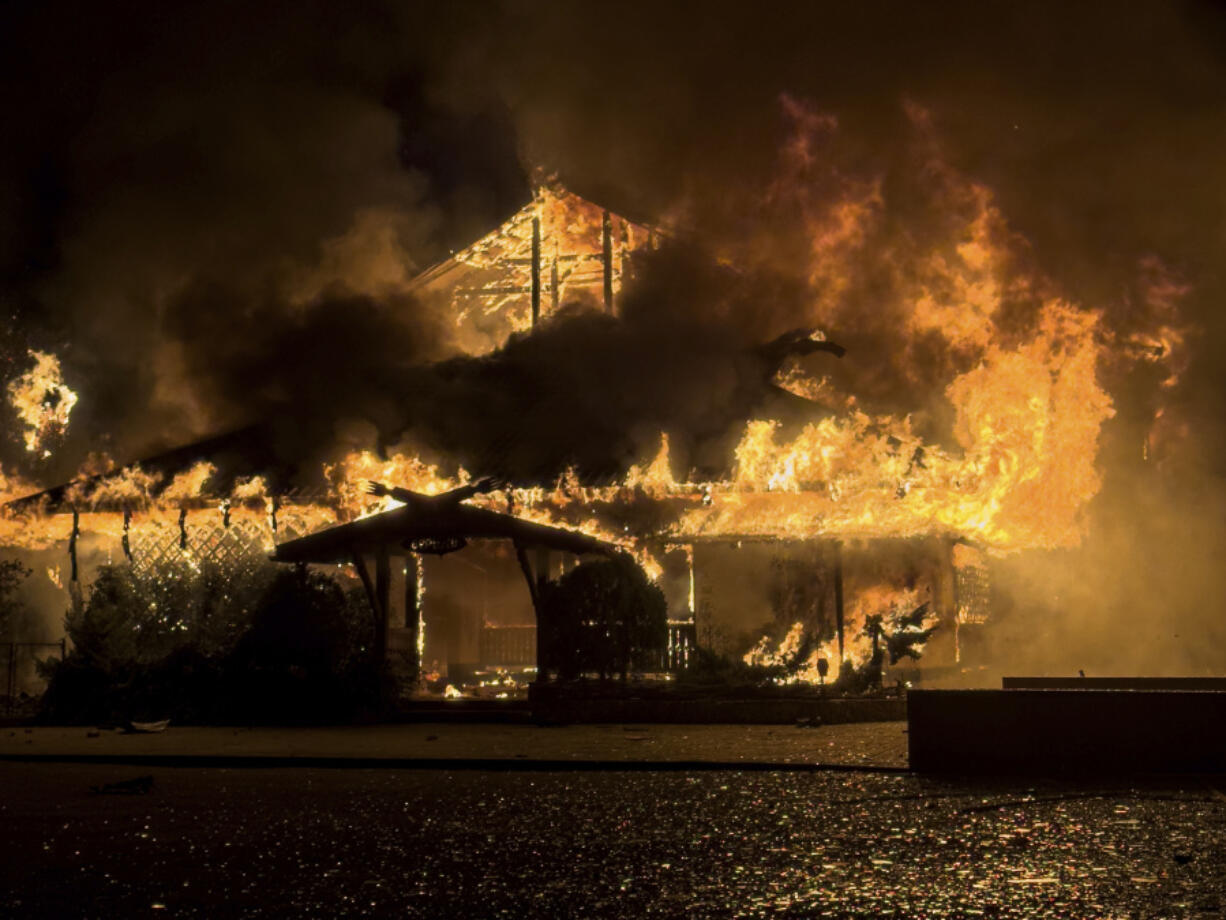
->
[3,762,1225,918]
[0,722,911,770]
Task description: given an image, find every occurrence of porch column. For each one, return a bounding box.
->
[404,554,422,686]
[374,546,391,667]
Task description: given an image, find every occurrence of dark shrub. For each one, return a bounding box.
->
[40,560,388,724]
[225,566,383,723]
[540,555,667,681]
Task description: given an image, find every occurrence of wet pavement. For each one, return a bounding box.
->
[0,721,910,769]
[3,762,1225,918]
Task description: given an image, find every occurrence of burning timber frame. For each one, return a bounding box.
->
[408,184,655,341]
[270,495,619,683]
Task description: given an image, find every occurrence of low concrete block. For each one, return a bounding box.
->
[1003,676,1226,690]
[908,689,1226,774]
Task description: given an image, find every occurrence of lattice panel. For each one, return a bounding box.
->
[125,506,332,580]
[130,519,276,581]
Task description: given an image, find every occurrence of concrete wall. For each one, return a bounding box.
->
[909,688,1226,774]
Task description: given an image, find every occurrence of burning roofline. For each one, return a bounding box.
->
[5,322,845,517]
[271,496,619,565]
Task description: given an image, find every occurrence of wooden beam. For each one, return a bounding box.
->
[514,542,539,610]
[68,509,80,583]
[374,546,391,667]
[405,554,421,686]
[531,216,541,326]
[551,250,560,311]
[351,548,383,632]
[534,547,552,594]
[601,210,613,312]
[514,542,548,682]
[834,541,846,666]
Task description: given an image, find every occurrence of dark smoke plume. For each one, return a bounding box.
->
[0,0,522,478]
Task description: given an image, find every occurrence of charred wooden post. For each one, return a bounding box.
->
[534,547,552,592]
[514,542,551,683]
[121,509,132,562]
[530,216,541,326]
[68,508,80,583]
[374,547,391,667]
[268,496,279,534]
[536,546,554,679]
[833,541,846,667]
[551,249,560,311]
[404,554,421,687]
[220,499,231,529]
[686,544,696,619]
[601,210,614,312]
[178,508,188,550]
[351,548,382,629]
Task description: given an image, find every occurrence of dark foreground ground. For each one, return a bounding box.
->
[3,761,1226,918]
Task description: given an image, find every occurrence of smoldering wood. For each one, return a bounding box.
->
[514,541,539,609]
[601,209,613,311]
[275,495,614,565]
[536,547,554,680]
[514,541,546,680]
[534,547,551,594]
[351,548,384,640]
[68,508,80,583]
[374,546,391,669]
[531,215,541,326]
[834,541,845,664]
[403,554,421,686]
[551,251,560,311]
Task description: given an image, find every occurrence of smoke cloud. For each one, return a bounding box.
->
[3,0,1226,673]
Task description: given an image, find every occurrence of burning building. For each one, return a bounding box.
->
[0,158,1179,692]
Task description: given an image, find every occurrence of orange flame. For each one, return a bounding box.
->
[7,350,78,457]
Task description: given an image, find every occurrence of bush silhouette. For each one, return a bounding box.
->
[540,555,667,682]
[40,561,386,724]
